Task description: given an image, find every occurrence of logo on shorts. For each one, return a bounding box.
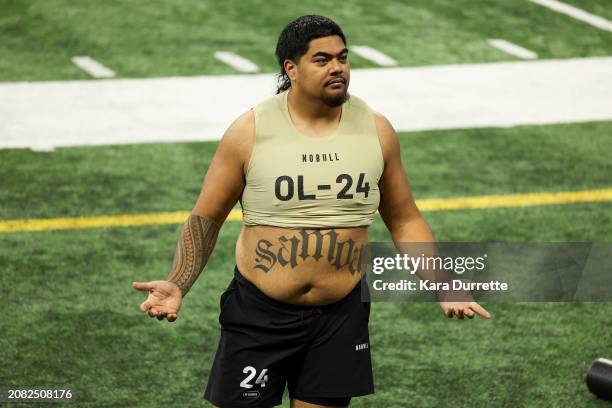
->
[355,342,369,351]
[242,390,260,399]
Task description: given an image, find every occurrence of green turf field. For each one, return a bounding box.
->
[1,0,612,406]
[1,0,612,81]
[2,124,612,407]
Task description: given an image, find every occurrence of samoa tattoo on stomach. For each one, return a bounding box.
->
[254,229,365,274]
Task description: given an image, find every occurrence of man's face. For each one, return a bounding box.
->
[292,35,350,107]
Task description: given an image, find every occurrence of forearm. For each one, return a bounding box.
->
[390,213,435,244]
[390,215,451,285]
[165,214,220,297]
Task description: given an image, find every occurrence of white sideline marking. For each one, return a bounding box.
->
[71,56,115,78]
[488,39,538,60]
[351,45,398,67]
[214,51,259,73]
[1,57,612,150]
[30,144,56,152]
[529,0,612,32]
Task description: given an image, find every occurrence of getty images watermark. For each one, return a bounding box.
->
[360,243,612,302]
[371,252,508,293]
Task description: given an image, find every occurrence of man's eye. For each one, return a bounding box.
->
[315,59,327,64]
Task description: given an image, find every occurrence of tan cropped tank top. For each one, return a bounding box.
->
[240,90,384,228]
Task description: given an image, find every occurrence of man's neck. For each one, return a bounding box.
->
[287,88,342,124]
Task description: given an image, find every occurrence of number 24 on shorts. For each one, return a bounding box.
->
[240,366,269,388]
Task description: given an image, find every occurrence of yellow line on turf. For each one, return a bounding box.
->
[1,188,611,234]
[417,188,612,211]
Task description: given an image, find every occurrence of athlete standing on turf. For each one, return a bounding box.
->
[133,15,491,408]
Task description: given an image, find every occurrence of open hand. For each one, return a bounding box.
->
[132,280,182,322]
[439,301,491,320]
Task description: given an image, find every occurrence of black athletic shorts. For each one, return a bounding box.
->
[203,266,374,407]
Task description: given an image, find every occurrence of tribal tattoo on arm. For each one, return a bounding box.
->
[166,214,220,297]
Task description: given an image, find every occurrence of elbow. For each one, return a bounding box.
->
[387,212,427,240]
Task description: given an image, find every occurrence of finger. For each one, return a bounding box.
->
[445,308,453,318]
[139,300,153,312]
[167,314,177,322]
[151,306,169,318]
[455,309,465,320]
[133,281,154,292]
[148,308,159,318]
[470,303,492,319]
[464,308,475,319]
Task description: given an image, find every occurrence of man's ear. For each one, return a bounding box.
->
[284,59,297,82]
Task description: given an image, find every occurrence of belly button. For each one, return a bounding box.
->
[302,284,312,294]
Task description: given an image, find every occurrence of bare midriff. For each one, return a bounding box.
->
[235,224,368,306]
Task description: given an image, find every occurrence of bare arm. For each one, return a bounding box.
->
[375,113,490,319]
[133,110,254,320]
[165,215,220,297]
[375,113,436,260]
[165,110,255,296]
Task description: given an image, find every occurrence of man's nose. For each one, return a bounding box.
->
[329,58,343,74]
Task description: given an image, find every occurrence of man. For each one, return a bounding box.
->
[133,15,491,408]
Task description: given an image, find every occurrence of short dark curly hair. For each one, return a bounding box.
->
[274,15,346,94]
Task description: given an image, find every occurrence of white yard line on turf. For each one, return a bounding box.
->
[214,51,259,73]
[529,0,612,32]
[71,56,116,78]
[29,144,56,152]
[351,46,398,67]
[1,57,612,150]
[488,39,538,60]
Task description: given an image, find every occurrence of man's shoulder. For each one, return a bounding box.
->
[229,109,255,132]
[370,110,395,136]
[368,109,398,164]
[253,91,285,116]
[219,110,255,160]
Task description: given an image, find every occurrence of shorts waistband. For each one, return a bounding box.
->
[233,265,362,311]
[233,265,307,311]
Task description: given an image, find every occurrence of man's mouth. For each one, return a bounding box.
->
[326,78,346,86]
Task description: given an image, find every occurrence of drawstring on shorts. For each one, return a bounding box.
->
[300,306,323,321]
